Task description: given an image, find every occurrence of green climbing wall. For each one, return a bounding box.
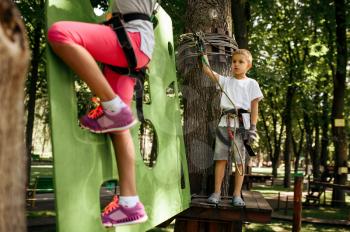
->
[46,1,190,232]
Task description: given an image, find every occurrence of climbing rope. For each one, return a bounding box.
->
[177,32,238,67]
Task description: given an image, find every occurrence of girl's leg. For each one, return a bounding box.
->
[110,131,137,196]
[49,42,115,101]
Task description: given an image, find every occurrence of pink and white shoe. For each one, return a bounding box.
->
[80,105,138,133]
[101,197,148,227]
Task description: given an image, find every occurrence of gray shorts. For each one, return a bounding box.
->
[214,127,248,164]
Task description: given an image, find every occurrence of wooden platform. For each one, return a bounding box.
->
[175,191,273,232]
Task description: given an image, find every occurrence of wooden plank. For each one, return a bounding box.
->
[208,222,218,232]
[242,190,258,210]
[186,221,198,231]
[178,205,244,222]
[251,191,273,212]
[180,192,273,225]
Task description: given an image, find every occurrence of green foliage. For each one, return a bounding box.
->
[248,0,341,172]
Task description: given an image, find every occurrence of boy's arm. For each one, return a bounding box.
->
[201,55,220,82]
[250,98,260,126]
[246,98,260,144]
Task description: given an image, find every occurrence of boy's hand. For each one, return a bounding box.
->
[246,124,257,144]
[201,54,209,66]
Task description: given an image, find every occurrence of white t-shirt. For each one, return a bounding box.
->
[217,75,263,128]
[112,0,157,59]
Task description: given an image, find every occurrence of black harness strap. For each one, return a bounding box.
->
[103,12,152,122]
[220,108,256,157]
[105,13,151,69]
[122,13,151,22]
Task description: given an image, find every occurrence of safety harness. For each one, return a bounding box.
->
[219,109,256,157]
[102,12,155,122]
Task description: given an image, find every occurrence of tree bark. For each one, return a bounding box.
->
[231,0,249,48]
[331,0,348,206]
[25,0,44,185]
[283,85,295,188]
[320,77,329,180]
[261,103,284,178]
[292,120,304,174]
[0,1,30,231]
[303,110,314,177]
[182,0,232,195]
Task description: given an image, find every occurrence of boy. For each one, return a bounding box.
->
[201,49,263,206]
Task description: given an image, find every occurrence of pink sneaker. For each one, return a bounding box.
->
[101,198,148,227]
[79,105,138,133]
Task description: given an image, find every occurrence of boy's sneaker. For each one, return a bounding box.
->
[207,192,221,204]
[80,105,138,133]
[101,198,148,227]
[231,196,245,207]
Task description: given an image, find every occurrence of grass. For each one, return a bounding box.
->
[147,219,350,232]
[288,206,349,221]
[244,219,350,232]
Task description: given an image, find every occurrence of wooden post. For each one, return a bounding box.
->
[284,196,288,215]
[276,192,280,211]
[293,173,303,232]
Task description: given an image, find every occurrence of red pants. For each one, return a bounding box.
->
[47,21,150,105]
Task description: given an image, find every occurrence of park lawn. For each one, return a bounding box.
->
[146,219,350,232]
[291,206,349,221]
[244,219,350,232]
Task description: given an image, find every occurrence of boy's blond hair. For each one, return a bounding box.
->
[232,49,253,64]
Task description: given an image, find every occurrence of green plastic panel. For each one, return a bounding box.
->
[46,1,190,232]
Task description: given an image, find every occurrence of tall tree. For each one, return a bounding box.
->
[16,0,47,185]
[231,0,250,49]
[331,0,348,206]
[179,0,233,195]
[0,0,30,231]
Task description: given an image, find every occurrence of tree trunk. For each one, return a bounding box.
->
[181,0,232,195]
[292,121,304,174]
[320,77,329,179]
[272,126,283,178]
[231,0,249,48]
[283,85,294,188]
[261,102,284,178]
[331,0,347,206]
[0,1,30,231]
[303,111,313,177]
[25,9,44,185]
[310,81,322,179]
